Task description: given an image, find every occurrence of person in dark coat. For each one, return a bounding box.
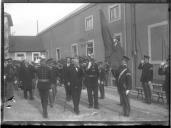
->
[69,57,84,115]
[19,60,35,100]
[85,55,99,109]
[158,55,170,107]
[138,55,153,104]
[98,62,106,99]
[63,57,72,101]
[113,56,132,116]
[35,55,52,118]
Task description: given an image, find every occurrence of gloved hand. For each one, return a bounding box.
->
[67,82,70,86]
[126,90,130,95]
[98,80,100,84]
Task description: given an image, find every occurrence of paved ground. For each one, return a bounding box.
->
[2,86,169,125]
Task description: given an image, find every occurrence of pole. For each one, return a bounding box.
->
[37,20,39,34]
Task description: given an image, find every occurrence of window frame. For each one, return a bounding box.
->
[85,15,93,31]
[71,43,78,57]
[108,4,121,23]
[15,52,26,60]
[113,32,123,47]
[86,40,95,57]
[32,52,40,62]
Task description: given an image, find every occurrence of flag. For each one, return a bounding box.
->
[99,9,124,69]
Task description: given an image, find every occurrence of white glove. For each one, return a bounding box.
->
[87,62,92,69]
[141,60,144,64]
[4,75,6,79]
[67,82,70,86]
[49,89,53,92]
[148,81,152,85]
[126,90,130,95]
[98,80,100,84]
[14,80,18,84]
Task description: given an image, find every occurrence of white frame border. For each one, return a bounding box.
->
[85,15,93,31]
[32,52,40,61]
[148,20,168,64]
[86,39,95,57]
[108,4,121,23]
[71,43,79,57]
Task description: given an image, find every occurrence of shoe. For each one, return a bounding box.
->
[75,110,80,115]
[6,105,12,109]
[43,112,48,118]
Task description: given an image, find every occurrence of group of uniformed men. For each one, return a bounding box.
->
[3,53,170,119]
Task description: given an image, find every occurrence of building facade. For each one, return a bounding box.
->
[37,3,169,88]
[4,12,13,59]
[9,36,45,62]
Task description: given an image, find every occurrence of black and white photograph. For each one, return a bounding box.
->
[1,1,170,126]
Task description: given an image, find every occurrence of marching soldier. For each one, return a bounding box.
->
[63,57,72,101]
[98,62,106,99]
[85,55,99,109]
[35,55,52,118]
[138,55,153,104]
[69,57,84,115]
[158,55,170,108]
[113,56,132,116]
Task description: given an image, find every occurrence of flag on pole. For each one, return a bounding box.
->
[99,9,124,69]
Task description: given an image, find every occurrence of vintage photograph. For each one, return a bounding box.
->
[2,2,169,125]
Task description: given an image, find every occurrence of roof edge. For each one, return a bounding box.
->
[37,3,96,36]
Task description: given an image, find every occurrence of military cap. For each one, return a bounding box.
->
[122,56,130,61]
[144,55,150,59]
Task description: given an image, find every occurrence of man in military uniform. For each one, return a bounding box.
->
[63,57,72,101]
[85,55,99,109]
[138,55,153,104]
[158,55,170,108]
[35,55,52,118]
[98,62,106,99]
[69,57,83,115]
[113,56,132,116]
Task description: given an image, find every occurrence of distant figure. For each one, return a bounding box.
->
[138,55,153,104]
[69,57,84,115]
[158,55,170,108]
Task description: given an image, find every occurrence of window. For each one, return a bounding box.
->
[56,48,61,61]
[109,4,121,22]
[85,15,93,31]
[15,52,26,60]
[71,43,78,57]
[32,52,40,62]
[86,40,94,57]
[113,33,123,47]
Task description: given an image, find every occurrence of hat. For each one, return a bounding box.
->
[144,55,150,59]
[6,58,13,62]
[122,56,130,61]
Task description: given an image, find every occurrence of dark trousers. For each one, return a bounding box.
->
[142,82,152,103]
[87,82,98,107]
[24,88,33,99]
[38,88,49,116]
[117,86,123,105]
[71,85,82,112]
[49,84,57,107]
[98,81,105,98]
[64,81,71,99]
[120,91,130,116]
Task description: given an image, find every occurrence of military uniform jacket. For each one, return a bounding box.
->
[138,63,153,82]
[69,64,83,87]
[85,62,99,80]
[118,66,132,92]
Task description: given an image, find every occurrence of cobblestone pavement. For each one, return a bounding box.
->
[2,86,169,125]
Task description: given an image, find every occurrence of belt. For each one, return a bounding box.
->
[38,79,49,82]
